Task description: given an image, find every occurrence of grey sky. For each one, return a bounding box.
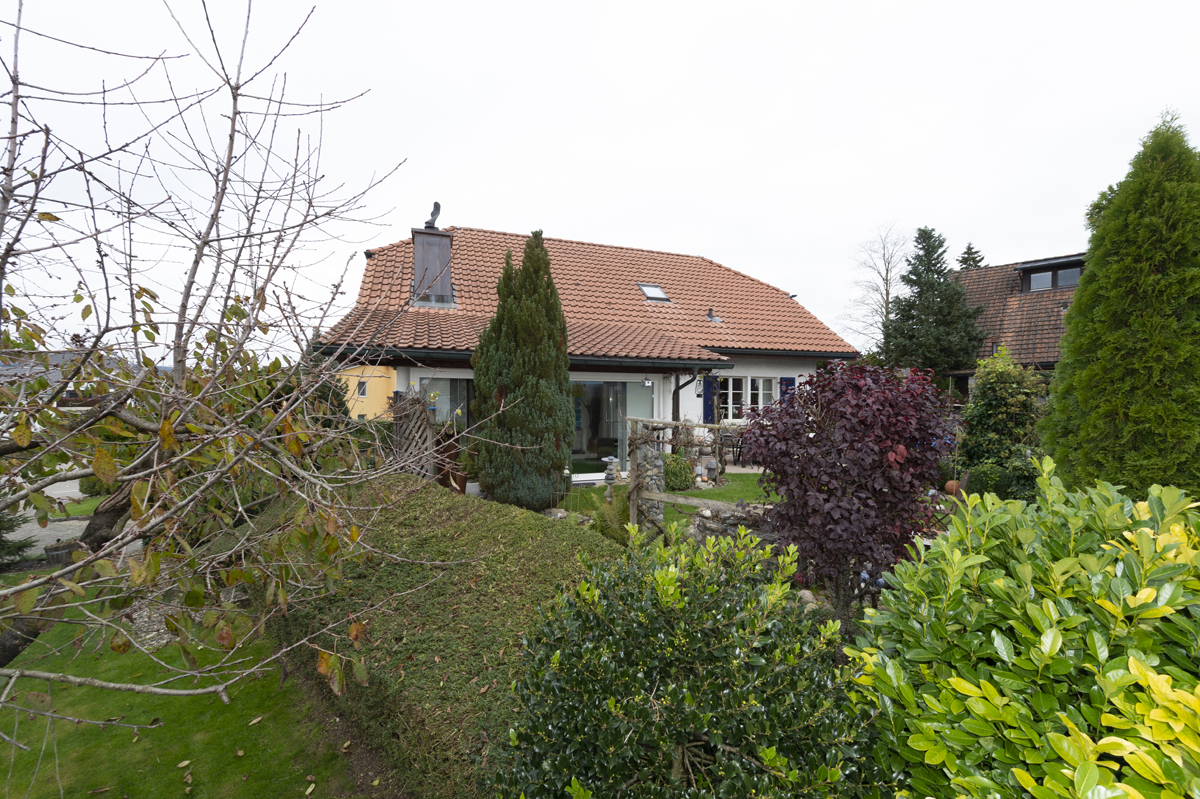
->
[14,1,1200,351]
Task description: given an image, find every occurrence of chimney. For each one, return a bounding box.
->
[412,202,454,305]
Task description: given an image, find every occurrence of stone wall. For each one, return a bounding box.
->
[689,507,775,545]
[636,445,665,530]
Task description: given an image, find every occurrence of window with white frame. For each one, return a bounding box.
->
[716,377,775,420]
[356,380,367,398]
[749,378,774,408]
[718,377,744,420]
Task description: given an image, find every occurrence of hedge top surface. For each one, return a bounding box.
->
[273,476,623,799]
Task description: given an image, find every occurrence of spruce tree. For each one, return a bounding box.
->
[957,242,986,270]
[471,231,573,510]
[880,227,985,375]
[1039,119,1200,494]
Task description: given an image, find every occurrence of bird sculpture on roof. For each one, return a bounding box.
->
[425,202,441,230]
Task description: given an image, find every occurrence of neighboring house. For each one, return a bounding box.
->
[318,218,856,472]
[951,253,1085,395]
[0,352,112,412]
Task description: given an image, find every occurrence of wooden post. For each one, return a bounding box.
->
[628,419,639,529]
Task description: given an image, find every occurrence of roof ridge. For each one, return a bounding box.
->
[367,225,717,262]
[368,225,801,306]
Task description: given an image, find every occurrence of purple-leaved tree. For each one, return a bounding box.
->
[741,363,956,626]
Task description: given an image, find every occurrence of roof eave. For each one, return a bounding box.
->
[315,345,732,370]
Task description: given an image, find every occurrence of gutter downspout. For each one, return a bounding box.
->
[672,367,700,423]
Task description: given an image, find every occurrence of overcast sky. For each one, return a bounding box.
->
[12,1,1200,351]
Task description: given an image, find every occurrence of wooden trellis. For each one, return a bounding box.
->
[625,416,745,528]
[388,391,438,477]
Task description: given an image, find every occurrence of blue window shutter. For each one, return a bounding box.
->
[703,376,717,424]
[779,377,796,400]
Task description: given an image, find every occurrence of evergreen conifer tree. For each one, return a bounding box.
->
[957,242,986,270]
[471,231,573,510]
[880,227,985,375]
[1039,119,1200,494]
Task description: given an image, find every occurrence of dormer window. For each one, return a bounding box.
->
[1025,266,1082,292]
[1058,267,1081,287]
[1015,254,1085,293]
[638,283,670,302]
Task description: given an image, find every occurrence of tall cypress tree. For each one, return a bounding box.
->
[880,227,985,375]
[957,242,986,270]
[1039,120,1200,494]
[471,231,573,510]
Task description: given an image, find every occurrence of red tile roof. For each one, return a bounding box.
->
[322,227,856,362]
[957,257,1082,367]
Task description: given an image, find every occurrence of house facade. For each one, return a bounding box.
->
[951,253,1085,394]
[319,220,856,473]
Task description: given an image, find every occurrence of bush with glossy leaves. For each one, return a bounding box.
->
[848,458,1200,799]
[495,526,892,799]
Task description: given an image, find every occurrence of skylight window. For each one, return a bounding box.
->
[638,283,670,302]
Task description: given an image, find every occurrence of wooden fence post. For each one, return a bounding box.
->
[628,419,639,529]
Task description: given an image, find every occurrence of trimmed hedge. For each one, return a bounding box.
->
[270,476,623,798]
[849,459,1200,799]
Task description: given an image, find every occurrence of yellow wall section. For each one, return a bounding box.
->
[340,365,395,420]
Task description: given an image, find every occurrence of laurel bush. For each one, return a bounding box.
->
[849,459,1200,799]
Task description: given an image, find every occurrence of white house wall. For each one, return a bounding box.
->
[397,354,821,427]
[675,354,821,424]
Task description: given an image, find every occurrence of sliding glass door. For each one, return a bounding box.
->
[570,380,653,472]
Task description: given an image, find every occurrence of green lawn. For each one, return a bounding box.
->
[561,471,777,529]
[0,569,366,797]
[48,494,103,518]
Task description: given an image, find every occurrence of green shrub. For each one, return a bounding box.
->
[79,474,115,497]
[965,461,1001,497]
[848,458,1200,799]
[496,528,891,798]
[994,453,1041,503]
[959,346,1046,468]
[663,453,693,492]
[457,444,480,480]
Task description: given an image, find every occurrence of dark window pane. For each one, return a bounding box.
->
[1057,267,1080,287]
[1030,271,1052,291]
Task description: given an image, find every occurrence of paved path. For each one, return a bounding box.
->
[43,479,82,501]
[7,480,87,555]
[14,518,89,555]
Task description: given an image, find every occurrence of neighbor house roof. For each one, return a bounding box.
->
[321,227,855,364]
[957,254,1084,368]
